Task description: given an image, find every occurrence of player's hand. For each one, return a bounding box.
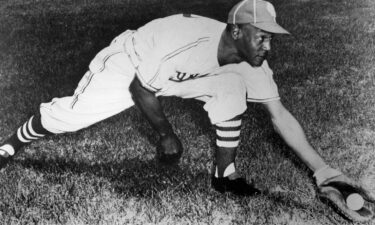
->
[317,174,375,222]
[156,133,183,165]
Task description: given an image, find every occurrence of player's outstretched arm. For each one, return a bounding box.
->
[262,100,375,222]
[129,76,183,164]
[262,100,327,172]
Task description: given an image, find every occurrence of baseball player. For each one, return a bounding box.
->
[0,0,374,221]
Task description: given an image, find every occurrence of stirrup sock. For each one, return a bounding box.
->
[0,115,50,155]
[215,162,236,178]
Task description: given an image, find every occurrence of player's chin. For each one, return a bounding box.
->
[249,57,264,67]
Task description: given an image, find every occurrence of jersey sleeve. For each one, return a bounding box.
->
[213,61,280,103]
[242,61,280,102]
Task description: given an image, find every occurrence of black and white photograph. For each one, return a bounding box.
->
[0,0,374,224]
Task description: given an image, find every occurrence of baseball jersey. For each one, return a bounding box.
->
[39,14,280,133]
[124,14,226,92]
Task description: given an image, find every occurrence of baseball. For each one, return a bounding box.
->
[346,193,364,211]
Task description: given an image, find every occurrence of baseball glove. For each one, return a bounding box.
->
[318,174,375,222]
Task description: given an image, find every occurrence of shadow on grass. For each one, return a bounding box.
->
[243,103,314,177]
[16,156,210,198]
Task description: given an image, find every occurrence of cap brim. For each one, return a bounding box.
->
[252,22,290,34]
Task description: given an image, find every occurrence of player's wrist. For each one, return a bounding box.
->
[313,166,343,186]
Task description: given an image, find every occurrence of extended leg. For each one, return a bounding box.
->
[0,45,136,168]
[0,115,52,167]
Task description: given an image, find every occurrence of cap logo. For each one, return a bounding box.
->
[265,2,276,22]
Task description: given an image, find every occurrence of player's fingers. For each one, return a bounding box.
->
[157,134,183,165]
[160,134,183,154]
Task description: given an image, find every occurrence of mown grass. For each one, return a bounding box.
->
[0,0,374,224]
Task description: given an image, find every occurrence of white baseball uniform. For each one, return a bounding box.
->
[40,14,279,134]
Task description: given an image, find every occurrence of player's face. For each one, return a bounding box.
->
[235,25,273,67]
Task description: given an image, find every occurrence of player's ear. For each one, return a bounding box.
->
[231,24,242,40]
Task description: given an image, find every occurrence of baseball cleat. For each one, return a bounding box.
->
[0,151,12,170]
[0,155,11,170]
[211,172,261,196]
[0,144,18,170]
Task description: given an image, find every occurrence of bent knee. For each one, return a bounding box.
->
[204,73,247,124]
[212,73,246,97]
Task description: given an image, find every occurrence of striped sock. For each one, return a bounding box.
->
[214,116,242,177]
[216,118,241,149]
[0,115,50,156]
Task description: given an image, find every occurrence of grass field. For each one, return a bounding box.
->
[0,0,375,224]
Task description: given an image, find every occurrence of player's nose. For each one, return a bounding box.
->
[262,41,271,51]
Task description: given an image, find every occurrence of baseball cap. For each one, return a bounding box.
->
[227,0,290,34]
